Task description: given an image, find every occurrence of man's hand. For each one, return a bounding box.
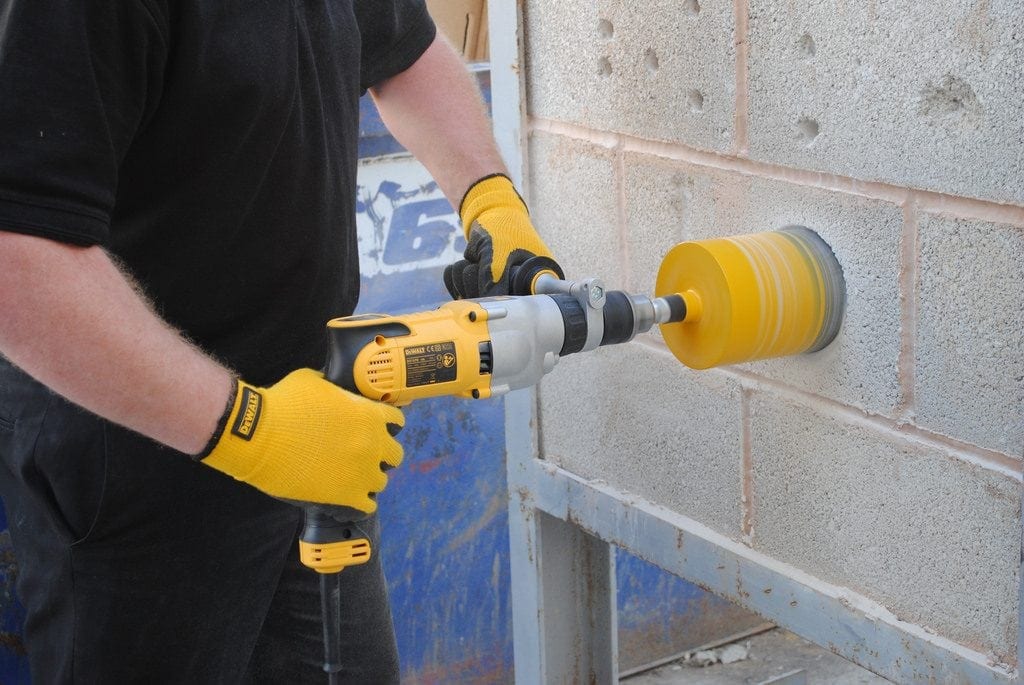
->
[199,369,405,513]
[444,174,562,299]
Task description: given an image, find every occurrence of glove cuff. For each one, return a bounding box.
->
[459,173,529,238]
[194,378,240,460]
[196,379,264,473]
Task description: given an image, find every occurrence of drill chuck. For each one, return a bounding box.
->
[533,289,686,357]
[593,291,687,347]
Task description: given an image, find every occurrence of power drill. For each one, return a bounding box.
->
[299,258,688,680]
[298,226,848,680]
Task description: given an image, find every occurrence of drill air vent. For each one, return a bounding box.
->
[478,342,493,374]
[365,350,397,391]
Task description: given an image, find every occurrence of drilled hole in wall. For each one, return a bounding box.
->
[918,74,982,117]
[597,18,614,39]
[797,33,816,58]
[645,48,659,74]
[796,117,819,145]
[684,0,700,16]
[598,56,613,77]
[687,89,704,113]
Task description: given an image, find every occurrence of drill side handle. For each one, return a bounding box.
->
[509,256,565,295]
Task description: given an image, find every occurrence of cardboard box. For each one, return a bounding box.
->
[426,0,489,62]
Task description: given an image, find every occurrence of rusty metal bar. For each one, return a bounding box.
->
[487,0,528,190]
[539,510,618,682]
[506,395,618,684]
[506,455,546,681]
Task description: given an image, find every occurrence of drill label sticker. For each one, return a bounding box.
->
[231,387,263,441]
[405,342,458,387]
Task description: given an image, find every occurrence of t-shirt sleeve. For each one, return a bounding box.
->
[356,0,438,92]
[0,1,167,246]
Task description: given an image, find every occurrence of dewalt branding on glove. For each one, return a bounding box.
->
[231,387,263,440]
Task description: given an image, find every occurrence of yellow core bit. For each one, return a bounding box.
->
[655,227,846,370]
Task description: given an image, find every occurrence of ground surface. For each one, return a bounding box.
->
[622,628,892,684]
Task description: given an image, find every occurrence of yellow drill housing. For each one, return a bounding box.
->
[326,300,493,406]
[656,226,845,369]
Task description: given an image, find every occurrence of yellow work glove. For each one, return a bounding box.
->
[444,174,563,299]
[198,369,404,513]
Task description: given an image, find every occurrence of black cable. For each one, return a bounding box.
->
[320,572,344,684]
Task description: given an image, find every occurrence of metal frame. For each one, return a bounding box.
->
[508,458,1012,684]
[489,1,1021,683]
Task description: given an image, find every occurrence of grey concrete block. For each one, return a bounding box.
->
[915,213,1024,455]
[746,0,1024,204]
[750,394,1021,660]
[524,0,735,151]
[539,344,743,538]
[623,153,904,416]
[618,158,694,298]
[527,131,622,283]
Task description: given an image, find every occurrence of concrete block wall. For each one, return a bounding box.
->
[523,0,1023,669]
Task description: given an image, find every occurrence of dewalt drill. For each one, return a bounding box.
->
[298,256,688,680]
[300,227,847,681]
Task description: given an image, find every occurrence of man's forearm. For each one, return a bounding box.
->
[369,34,506,208]
[0,232,233,454]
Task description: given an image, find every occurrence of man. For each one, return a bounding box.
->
[0,1,557,681]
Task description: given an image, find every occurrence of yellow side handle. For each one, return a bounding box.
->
[299,538,373,575]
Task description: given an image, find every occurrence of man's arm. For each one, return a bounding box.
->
[369,34,506,207]
[370,34,562,300]
[0,230,404,511]
[0,231,232,453]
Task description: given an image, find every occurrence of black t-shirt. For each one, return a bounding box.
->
[0,1,436,384]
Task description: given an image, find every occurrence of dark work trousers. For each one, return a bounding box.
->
[0,359,399,684]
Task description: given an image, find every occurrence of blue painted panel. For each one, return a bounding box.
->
[619,549,707,641]
[616,549,764,672]
[355,194,514,682]
[0,507,29,684]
